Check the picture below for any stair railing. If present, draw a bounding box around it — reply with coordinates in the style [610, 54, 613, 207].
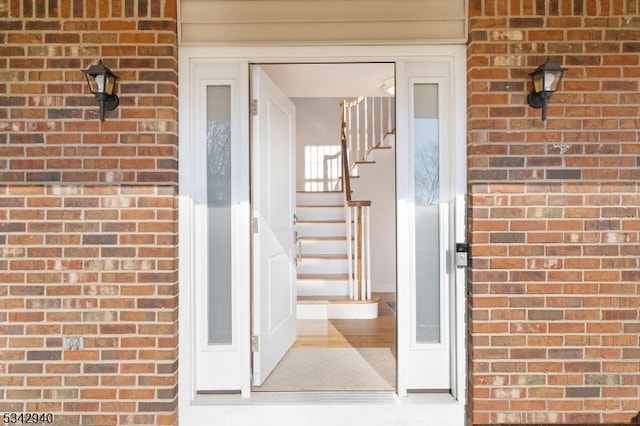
[340, 99, 371, 301]
[343, 96, 395, 173]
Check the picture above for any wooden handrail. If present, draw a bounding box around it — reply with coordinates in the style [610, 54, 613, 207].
[340, 101, 352, 202]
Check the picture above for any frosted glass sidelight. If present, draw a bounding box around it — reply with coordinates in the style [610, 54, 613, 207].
[413, 83, 441, 344]
[206, 86, 232, 345]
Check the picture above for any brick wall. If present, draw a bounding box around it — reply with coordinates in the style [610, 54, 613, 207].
[467, 0, 640, 424]
[0, 1, 178, 425]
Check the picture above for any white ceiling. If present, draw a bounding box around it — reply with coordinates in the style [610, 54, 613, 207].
[260, 63, 395, 98]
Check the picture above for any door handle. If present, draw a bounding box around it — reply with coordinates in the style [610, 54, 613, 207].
[294, 231, 302, 264]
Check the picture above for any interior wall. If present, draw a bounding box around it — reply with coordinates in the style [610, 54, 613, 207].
[349, 138, 397, 293]
[292, 98, 342, 192]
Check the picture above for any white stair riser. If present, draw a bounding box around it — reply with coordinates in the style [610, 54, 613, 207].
[296, 301, 379, 319]
[366, 147, 394, 163]
[297, 259, 348, 274]
[296, 206, 345, 221]
[299, 239, 347, 255]
[328, 302, 378, 319]
[349, 149, 394, 194]
[364, 137, 395, 163]
[296, 192, 343, 206]
[297, 222, 346, 237]
[385, 134, 396, 149]
[297, 303, 328, 319]
[297, 279, 349, 297]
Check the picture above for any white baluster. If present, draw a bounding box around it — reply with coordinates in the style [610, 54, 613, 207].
[371, 97, 376, 150]
[364, 97, 368, 159]
[346, 205, 353, 300]
[365, 206, 371, 301]
[379, 97, 384, 147]
[353, 206, 359, 301]
[356, 101, 360, 164]
[348, 106, 353, 172]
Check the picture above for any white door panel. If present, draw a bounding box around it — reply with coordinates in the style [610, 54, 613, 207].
[251, 65, 297, 386]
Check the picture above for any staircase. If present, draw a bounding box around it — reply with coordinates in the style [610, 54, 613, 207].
[295, 95, 395, 320]
[296, 191, 379, 319]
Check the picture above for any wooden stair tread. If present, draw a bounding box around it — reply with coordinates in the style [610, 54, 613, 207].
[297, 236, 347, 241]
[366, 145, 392, 156]
[297, 219, 345, 224]
[300, 254, 348, 260]
[297, 273, 348, 280]
[296, 190, 342, 194]
[296, 204, 343, 208]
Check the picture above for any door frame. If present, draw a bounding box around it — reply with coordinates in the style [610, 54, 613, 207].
[178, 45, 467, 423]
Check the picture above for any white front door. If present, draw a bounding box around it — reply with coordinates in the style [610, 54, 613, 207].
[250, 65, 297, 386]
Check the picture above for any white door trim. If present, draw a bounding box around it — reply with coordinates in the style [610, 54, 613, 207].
[178, 45, 467, 424]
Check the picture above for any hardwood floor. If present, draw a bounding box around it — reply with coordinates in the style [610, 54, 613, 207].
[293, 292, 396, 357]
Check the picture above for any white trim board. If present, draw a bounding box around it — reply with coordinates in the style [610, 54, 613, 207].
[185, 394, 464, 426]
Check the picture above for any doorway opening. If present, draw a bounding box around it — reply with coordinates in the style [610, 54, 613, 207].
[249, 63, 398, 392]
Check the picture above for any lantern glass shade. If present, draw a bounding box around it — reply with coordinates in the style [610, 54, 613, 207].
[92, 74, 103, 92]
[529, 58, 566, 95]
[83, 60, 119, 95]
[104, 74, 117, 95]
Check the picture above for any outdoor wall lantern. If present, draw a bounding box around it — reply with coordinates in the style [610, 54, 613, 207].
[527, 57, 566, 121]
[82, 59, 119, 122]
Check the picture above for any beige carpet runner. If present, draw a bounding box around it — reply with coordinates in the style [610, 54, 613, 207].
[255, 347, 396, 391]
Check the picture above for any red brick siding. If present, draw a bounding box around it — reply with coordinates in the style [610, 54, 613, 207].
[1, 1, 178, 425]
[468, 0, 640, 424]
